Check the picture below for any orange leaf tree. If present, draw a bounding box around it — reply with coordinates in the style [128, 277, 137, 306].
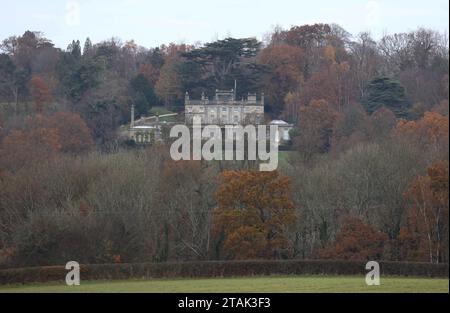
[294, 99, 339, 161]
[400, 160, 449, 263]
[394, 111, 449, 159]
[0, 127, 60, 170]
[259, 44, 305, 115]
[212, 170, 296, 260]
[30, 75, 52, 112]
[317, 217, 387, 260]
[47, 112, 94, 154]
[0, 112, 93, 170]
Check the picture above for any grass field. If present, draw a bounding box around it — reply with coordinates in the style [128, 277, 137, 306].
[149, 106, 175, 116]
[0, 276, 448, 293]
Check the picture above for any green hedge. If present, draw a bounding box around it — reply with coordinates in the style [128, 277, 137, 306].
[0, 260, 448, 285]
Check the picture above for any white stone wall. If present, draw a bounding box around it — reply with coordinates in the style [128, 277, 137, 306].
[185, 104, 263, 125]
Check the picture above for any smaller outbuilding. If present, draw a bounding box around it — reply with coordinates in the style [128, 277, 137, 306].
[269, 120, 294, 144]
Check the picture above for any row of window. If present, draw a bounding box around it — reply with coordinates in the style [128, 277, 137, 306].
[188, 116, 244, 123]
[186, 106, 248, 114]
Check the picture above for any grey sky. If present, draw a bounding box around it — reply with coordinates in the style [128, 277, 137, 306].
[1, 0, 449, 49]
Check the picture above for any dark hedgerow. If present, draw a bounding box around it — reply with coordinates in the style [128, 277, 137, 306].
[0, 260, 447, 285]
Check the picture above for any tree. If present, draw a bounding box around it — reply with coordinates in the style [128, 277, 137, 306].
[0, 112, 93, 170]
[0, 54, 16, 98]
[83, 37, 93, 56]
[0, 53, 29, 112]
[180, 38, 264, 98]
[1, 31, 54, 73]
[155, 55, 184, 107]
[293, 99, 339, 161]
[318, 217, 387, 260]
[369, 107, 397, 140]
[331, 104, 371, 153]
[0, 117, 61, 171]
[361, 77, 412, 118]
[30, 75, 52, 112]
[394, 111, 449, 162]
[67, 40, 81, 60]
[379, 33, 414, 74]
[48, 112, 94, 154]
[138, 63, 159, 85]
[271, 23, 337, 79]
[146, 47, 165, 71]
[130, 73, 157, 115]
[213, 170, 296, 260]
[259, 44, 305, 116]
[379, 29, 448, 108]
[60, 57, 102, 102]
[300, 59, 351, 110]
[333, 141, 422, 253]
[349, 32, 380, 99]
[401, 160, 449, 263]
[77, 71, 129, 146]
[159, 160, 217, 260]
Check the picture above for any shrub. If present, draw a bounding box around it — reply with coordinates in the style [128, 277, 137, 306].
[0, 260, 447, 285]
[317, 217, 388, 260]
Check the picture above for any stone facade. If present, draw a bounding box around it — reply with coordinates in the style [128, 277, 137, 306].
[123, 105, 166, 144]
[185, 89, 264, 125]
[270, 120, 294, 144]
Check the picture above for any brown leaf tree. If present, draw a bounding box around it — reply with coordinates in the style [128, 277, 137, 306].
[400, 160, 449, 263]
[317, 217, 387, 260]
[30, 75, 52, 112]
[213, 170, 296, 260]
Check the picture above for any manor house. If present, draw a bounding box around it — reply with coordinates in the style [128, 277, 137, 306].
[184, 89, 264, 125]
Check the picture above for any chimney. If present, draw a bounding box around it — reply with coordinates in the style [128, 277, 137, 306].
[130, 104, 135, 128]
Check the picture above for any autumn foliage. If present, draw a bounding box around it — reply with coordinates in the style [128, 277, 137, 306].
[213, 170, 296, 260]
[47, 112, 95, 154]
[0, 26, 449, 267]
[318, 217, 387, 260]
[0, 112, 94, 170]
[400, 160, 449, 263]
[30, 75, 52, 112]
[259, 44, 305, 115]
[294, 99, 339, 160]
[301, 49, 351, 110]
[0, 125, 60, 170]
[394, 112, 449, 150]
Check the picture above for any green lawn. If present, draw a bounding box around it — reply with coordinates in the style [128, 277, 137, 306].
[0, 276, 448, 293]
[149, 106, 175, 116]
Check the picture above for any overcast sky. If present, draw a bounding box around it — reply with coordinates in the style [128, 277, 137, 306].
[1, 0, 449, 49]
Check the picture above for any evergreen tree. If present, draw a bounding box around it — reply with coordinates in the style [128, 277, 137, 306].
[131, 73, 157, 115]
[67, 40, 81, 59]
[83, 37, 93, 56]
[362, 77, 412, 118]
[180, 38, 264, 98]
